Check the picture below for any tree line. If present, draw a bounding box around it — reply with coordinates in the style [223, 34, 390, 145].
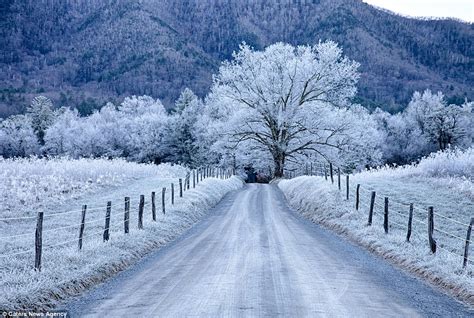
[0, 41, 472, 177]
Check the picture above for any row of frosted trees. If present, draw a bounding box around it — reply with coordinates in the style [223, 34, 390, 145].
[1, 41, 472, 175]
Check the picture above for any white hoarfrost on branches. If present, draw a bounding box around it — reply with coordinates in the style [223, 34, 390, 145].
[0, 115, 39, 157]
[204, 41, 381, 176]
[41, 92, 207, 166]
[43, 96, 170, 163]
[374, 90, 473, 164]
[163, 88, 204, 166]
[26, 96, 55, 145]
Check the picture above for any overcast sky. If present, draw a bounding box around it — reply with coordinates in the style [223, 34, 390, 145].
[363, 0, 473, 22]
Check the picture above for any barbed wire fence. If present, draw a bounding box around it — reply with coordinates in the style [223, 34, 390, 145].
[0, 166, 234, 271]
[288, 161, 473, 270]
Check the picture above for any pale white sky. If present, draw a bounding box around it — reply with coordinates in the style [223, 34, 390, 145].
[363, 0, 474, 22]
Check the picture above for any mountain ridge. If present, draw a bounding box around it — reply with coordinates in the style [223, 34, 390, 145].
[0, 0, 472, 117]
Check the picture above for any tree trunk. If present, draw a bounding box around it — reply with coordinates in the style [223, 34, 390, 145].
[273, 152, 285, 178]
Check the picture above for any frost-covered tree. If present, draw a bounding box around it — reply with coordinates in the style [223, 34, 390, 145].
[43, 108, 80, 156]
[373, 90, 473, 163]
[425, 101, 472, 150]
[43, 96, 170, 162]
[26, 96, 55, 145]
[164, 89, 203, 166]
[207, 42, 360, 177]
[173, 88, 196, 114]
[92, 103, 127, 158]
[405, 90, 473, 151]
[336, 105, 383, 170]
[0, 115, 39, 157]
[118, 96, 169, 163]
[405, 90, 444, 135]
[372, 108, 426, 163]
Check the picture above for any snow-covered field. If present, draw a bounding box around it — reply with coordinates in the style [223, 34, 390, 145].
[279, 149, 474, 305]
[0, 158, 243, 310]
[0, 157, 188, 219]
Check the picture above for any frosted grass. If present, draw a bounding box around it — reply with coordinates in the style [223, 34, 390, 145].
[0, 157, 242, 310]
[279, 151, 474, 305]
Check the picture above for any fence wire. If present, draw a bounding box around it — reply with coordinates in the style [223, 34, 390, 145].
[296, 161, 473, 270]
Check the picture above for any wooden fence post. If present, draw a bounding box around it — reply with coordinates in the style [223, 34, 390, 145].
[103, 201, 111, 241]
[138, 195, 144, 229]
[35, 211, 44, 271]
[346, 175, 349, 200]
[187, 174, 190, 190]
[462, 217, 473, 268]
[179, 178, 183, 197]
[383, 197, 389, 234]
[124, 197, 130, 234]
[310, 162, 313, 176]
[193, 170, 196, 188]
[356, 184, 360, 210]
[330, 163, 334, 184]
[151, 191, 156, 221]
[337, 168, 341, 190]
[171, 183, 175, 205]
[78, 205, 87, 250]
[368, 191, 376, 226]
[428, 207, 436, 253]
[406, 203, 413, 242]
[162, 187, 166, 215]
[324, 164, 328, 180]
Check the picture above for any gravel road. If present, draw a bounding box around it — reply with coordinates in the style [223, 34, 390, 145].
[65, 184, 472, 317]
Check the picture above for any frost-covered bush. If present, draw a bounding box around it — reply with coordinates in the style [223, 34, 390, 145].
[415, 147, 474, 180]
[374, 90, 473, 164]
[358, 147, 474, 181]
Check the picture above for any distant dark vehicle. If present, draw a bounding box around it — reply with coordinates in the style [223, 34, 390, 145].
[256, 173, 270, 184]
[244, 166, 270, 183]
[247, 171, 257, 183]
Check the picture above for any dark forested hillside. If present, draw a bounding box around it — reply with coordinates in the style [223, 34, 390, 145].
[1, 0, 473, 117]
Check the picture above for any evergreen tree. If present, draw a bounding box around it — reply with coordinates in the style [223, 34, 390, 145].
[26, 96, 55, 145]
[164, 89, 202, 166]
